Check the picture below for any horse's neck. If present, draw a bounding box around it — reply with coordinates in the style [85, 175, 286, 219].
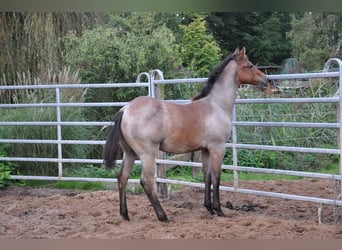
[209, 66, 239, 116]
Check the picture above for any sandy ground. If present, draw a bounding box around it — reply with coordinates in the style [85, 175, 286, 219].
[1, 178, 342, 239]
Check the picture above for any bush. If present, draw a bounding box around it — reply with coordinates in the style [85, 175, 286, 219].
[0, 164, 12, 188]
[0, 142, 15, 188]
[62, 19, 183, 122]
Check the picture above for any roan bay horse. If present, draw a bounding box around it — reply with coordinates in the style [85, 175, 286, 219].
[103, 47, 268, 222]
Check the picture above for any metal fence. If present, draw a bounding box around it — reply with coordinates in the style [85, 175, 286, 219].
[1, 59, 342, 214]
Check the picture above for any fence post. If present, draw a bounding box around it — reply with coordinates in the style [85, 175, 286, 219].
[337, 60, 342, 202]
[55, 87, 63, 179]
[150, 70, 168, 196]
[232, 106, 238, 189]
[152, 69, 164, 99]
[191, 151, 201, 177]
[324, 58, 342, 202]
[136, 72, 151, 96]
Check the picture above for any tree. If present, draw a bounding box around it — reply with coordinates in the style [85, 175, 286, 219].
[62, 26, 133, 84]
[0, 12, 106, 86]
[205, 12, 292, 65]
[62, 13, 182, 122]
[179, 16, 222, 77]
[206, 12, 255, 55]
[242, 12, 292, 65]
[288, 12, 342, 71]
[63, 13, 182, 83]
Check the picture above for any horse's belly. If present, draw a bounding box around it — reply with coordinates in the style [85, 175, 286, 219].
[159, 136, 203, 154]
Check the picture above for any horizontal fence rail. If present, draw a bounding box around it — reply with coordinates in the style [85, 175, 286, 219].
[1, 59, 342, 220]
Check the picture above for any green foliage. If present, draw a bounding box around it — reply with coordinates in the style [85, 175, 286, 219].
[44, 164, 142, 190]
[63, 13, 182, 82]
[221, 171, 302, 181]
[166, 166, 193, 180]
[1, 12, 340, 88]
[53, 181, 105, 191]
[0, 164, 12, 188]
[63, 27, 131, 83]
[0, 13, 106, 87]
[63, 164, 141, 179]
[206, 12, 292, 65]
[179, 16, 222, 77]
[63, 165, 116, 178]
[62, 13, 182, 124]
[223, 148, 337, 172]
[242, 12, 292, 65]
[288, 12, 342, 71]
[0, 143, 14, 188]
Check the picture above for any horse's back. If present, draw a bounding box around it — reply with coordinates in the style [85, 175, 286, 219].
[123, 96, 163, 117]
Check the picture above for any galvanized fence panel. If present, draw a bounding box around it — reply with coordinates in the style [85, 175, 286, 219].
[1, 59, 342, 212]
[0, 80, 149, 181]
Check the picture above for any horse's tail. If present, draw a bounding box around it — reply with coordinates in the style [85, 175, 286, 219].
[103, 110, 124, 170]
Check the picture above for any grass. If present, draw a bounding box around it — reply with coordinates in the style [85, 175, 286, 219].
[221, 171, 302, 182]
[53, 181, 106, 191]
[165, 166, 304, 184]
[315, 163, 340, 175]
[20, 179, 110, 191]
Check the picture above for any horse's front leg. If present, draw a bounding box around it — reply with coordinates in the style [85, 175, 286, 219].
[208, 146, 225, 217]
[201, 150, 215, 214]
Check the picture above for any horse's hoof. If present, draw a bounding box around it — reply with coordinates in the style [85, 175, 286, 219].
[215, 209, 225, 217]
[120, 212, 130, 221]
[205, 205, 216, 215]
[158, 216, 169, 223]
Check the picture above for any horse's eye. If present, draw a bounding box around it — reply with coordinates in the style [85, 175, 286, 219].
[248, 64, 254, 69]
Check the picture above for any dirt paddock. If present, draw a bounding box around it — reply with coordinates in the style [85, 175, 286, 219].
[1, 178, 342, 239]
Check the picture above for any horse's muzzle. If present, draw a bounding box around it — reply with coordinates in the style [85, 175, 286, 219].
[257, 78, 276, 94]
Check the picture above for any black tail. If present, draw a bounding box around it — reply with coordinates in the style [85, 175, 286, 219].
[103, 110, 124, 170]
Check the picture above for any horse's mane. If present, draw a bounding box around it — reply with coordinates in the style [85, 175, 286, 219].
[192, 53, 237, 101]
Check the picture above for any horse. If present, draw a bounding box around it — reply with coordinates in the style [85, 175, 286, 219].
[103, 47, 268, 222]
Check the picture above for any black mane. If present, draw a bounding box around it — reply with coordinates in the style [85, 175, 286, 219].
[192, 53, 237, 101]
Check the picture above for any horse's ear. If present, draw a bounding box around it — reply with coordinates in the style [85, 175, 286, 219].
[233, 48, 239, 55]
[239, 47, 246, 57]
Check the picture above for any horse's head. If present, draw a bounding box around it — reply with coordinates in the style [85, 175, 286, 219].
[233, 47, 268, 89]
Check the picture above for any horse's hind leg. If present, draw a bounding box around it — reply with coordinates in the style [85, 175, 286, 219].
[118, 152, 135, 221]
[140, 154, 169, 222]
